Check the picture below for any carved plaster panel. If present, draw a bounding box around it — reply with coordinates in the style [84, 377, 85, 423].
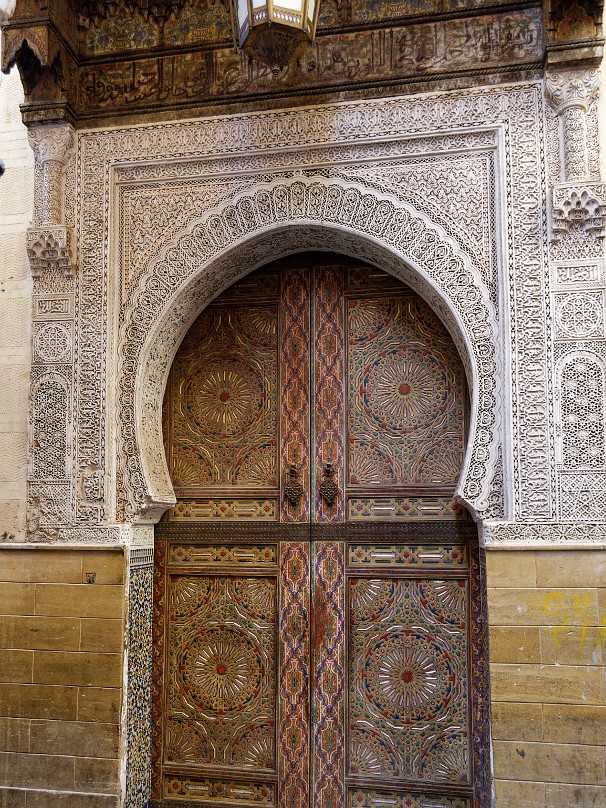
[70, 83, 560, 535]
[118, 178, 499, 523]
[483, 521, 606, 547]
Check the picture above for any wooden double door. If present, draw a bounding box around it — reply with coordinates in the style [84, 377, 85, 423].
[152, 256, 488, 808]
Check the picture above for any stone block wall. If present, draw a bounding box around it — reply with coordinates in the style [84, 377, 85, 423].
[487, 548, 606, 807]
[0, 547, 126, 807]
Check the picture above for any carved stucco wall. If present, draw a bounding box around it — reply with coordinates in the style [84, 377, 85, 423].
[0, 60, 33, 540]
[21, 79, 604, 549]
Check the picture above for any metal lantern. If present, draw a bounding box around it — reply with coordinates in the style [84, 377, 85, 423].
[231, 0, 320, 74]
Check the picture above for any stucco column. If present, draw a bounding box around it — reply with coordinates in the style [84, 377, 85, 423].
[26, 124, 76, 275]
[546, 68, 606, 240]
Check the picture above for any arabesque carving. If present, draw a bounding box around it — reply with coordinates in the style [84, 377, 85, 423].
[546, 68, 606, 241]
[70, 84, 559, 530]
[552, 183, 606, 240]
[26, 125, 76, 276]
[119, 177, 500, 523]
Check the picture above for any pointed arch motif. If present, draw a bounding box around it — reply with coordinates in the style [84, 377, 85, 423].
[117, 176, 501, 521]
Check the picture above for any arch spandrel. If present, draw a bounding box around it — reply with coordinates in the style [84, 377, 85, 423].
[117, 176, 501, 523]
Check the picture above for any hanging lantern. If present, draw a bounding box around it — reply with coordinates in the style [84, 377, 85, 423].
[230, 0, 320, 74]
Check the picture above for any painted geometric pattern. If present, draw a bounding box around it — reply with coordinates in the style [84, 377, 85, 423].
[169, 498, 277, 520]
[347, 295, 466, 488]
[166, 575, 277, 772]
[279, 543, 311, 808]
[164, 774, 276, 804]
[281, 270, 311, 521]
[170, 303, 278, 490]
[348, 497, 468, 521]
[151, 542, 166, 800]
[348, 544, 468, 567]
[168, 544, 277, 566]
[125, 565, 153, 808]
[348, 789, 471, 808]
[469, 542, 490, 807]
[314, 266, 345, 522]
[348, 577, 470, 785]
[312, 542, 345, 807]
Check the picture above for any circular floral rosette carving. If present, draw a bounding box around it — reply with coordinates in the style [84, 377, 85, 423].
[362, 347, 452, 436]
[360, 628, 460, 724]
[169, 576, 212, 618]
[229, 720, 275, 769]
[179, 624, 264, 717]
[348, 298, 396, 342]
[419, 728, 470, 783]
[183, 358, 265, 440]
[165, 718, 211, 764]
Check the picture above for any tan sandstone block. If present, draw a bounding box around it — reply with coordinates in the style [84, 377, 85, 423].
[30, 719, 119, 759]
[0, 787, 26, 807]
[0, 650, 32, 683]
[489, 626, 541, 663]
[491, 702, 543, 742]
[80, 550, 124, 586]
[545, 783, 606, 807]
[487, 589, 598, 627]
[0, 550, 82, 584]
[80, 619, 124, 653]
[540, 627, 604, 666]
[494, 779, 545, 808]
[33, 652, 122, 688]
[77, 688, 122, 725]
[25, 791, 119, 808]
[486, 551, 537, 588]
[0, 751, 75, 790]
[536, 551, 606, 589]
[0, 683, 77, 720]
[494, 740, 605, 785]
[543, 705, 606, 746]
[0, 718, 29, 752]
[35, 585, 124, 619]
[0, 615, 80, 651]
[490, 664, 603, 705]
[0, 584, 35, 616]
[74, 757, 120, 795]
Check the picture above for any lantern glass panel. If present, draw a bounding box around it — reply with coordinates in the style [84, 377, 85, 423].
[237, 0, 248, 30]
[276, 0, 304, 11]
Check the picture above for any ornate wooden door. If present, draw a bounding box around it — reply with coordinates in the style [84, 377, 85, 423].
[152, 256, 489, 808]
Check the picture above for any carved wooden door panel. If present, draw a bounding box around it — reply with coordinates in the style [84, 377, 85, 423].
[152, 256, 488, 808]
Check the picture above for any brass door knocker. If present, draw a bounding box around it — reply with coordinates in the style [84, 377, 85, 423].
[319, 462, 339, 507]
[284, 464, 303, 506]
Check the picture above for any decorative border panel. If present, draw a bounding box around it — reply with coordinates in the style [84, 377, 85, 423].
[278, 542, 311, 808]
[314, 265, 345, 523]
[312, 541, 345, 806]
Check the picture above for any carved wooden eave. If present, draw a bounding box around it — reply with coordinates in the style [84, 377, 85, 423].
[547, 0, 605, 66]
[1, 16, 78, 125]
[2, 0, 547, 127]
